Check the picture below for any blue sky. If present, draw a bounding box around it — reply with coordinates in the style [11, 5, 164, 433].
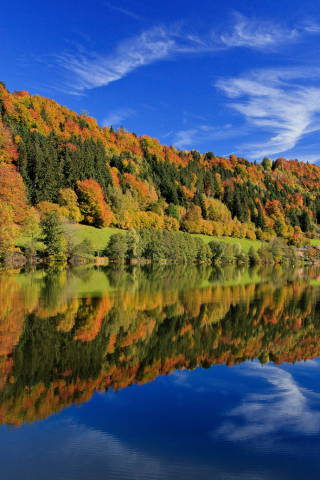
[2, 0, 320, 162]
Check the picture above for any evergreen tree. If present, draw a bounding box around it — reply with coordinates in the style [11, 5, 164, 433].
[194, 192, 207, 219]
[40, 211, 66, 261]
[223, 185, 234, 213]
[256, 202, 264, 229]
[177, 186, 188, 208]
[301, 210, 312, 232]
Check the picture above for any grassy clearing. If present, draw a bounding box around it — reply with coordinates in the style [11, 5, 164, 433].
[192, 234, 262, 253]
[67, 224, 123, 252]
[17, 224, 124, 254]
[311, 239, 320, 246]
[17, 224, 263, 254]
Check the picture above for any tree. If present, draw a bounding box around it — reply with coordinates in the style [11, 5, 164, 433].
[301, 210, 312, 232]
[21, 207, 41, 255]
[256, 202, 264, 229]
[165, 203, 179, 220]
[273, 217, 287, 237]
[233, 242, 242, 258]
[126, 227, 139, 260]
[248, 246, 260, 264]
[222, 243, 234, 263]
[40, 210, 67, 261]
[261, 157, 272, 171]
[104, 233, 127, 262]
[77, 179, 112, 227]
[58, 188, 82, 223]
[0, 202, 19, 259]
[194, 192, 207, 219]
[223, 185, 234, 212]
[208, 240, 226, 262]
[0, 164, 28, 224]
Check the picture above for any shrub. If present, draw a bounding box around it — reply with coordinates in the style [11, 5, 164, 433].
[248, 246, 260, 264]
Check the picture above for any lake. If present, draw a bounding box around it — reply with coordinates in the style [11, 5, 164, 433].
[0, 264, 320, 479]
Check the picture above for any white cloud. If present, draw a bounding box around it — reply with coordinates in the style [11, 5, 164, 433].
[220, 13, 300, 49]
[56, 25, 209, 92]
[103, 2, 142, 21]
[213, 363, 320, 442]
[173, 124, 245, 150]
[216, 69, 320, 158]
[2, 417, 273, 480]
[296, 154, 320, 163]
[55, 16, 320, 93]
[102, 107, 136, 127]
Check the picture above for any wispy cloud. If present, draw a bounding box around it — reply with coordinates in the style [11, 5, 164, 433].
[220, 13, 300, 50]
[173, 124, 245, 150]
[54, 15, 320, 93]
[103, 2, 142, 21]
[213, 363, 320, 442]
[216, 68, 320, 158]
[102, 107, 136, 126]
[56, 26, 204, 91]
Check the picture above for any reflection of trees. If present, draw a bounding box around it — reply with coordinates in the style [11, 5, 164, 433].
[1, 264, 320, 426]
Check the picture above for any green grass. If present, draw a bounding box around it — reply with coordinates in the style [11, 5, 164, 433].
[17, 224, 124, 254]
[192, 234, 262, 253]
[311, 239, 320, 246]
[17, 224, 263, 254]
[67, 224, 123, 252]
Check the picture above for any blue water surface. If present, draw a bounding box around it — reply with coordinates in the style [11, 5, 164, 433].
[1, 360, 319, 480]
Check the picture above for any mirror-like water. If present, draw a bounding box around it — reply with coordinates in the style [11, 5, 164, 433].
[0, 264, 320, 479]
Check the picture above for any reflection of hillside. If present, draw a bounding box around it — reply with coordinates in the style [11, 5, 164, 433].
[1, 264, 320, 426]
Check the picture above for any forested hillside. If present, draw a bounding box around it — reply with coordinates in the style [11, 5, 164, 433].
[1, 81, 320, 256]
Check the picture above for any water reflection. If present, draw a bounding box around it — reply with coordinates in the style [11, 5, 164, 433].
[1, 264, 320, 427]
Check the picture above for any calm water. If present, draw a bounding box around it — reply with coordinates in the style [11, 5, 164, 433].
[0, 264, 320, 479]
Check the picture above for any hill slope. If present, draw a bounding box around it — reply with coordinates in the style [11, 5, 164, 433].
[0, 81, 319, 247]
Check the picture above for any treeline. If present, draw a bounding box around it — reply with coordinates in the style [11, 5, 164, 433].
[1, 82, 320, 257]
[105, 229, 320, 265]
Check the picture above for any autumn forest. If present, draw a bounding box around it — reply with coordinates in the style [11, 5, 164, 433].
[1, 82, 320, 264]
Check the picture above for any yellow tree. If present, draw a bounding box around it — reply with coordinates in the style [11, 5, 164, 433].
[0, 202, 19, 259]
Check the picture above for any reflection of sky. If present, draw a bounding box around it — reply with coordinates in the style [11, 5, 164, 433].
[1, 361, 320, 479]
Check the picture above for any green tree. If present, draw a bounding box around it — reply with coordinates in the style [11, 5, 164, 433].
[166, 203, 179, 220]
[248, 246, 260, 264]
[21, 207, 41, 256]
[40, 210, 67, 261]
[233, 242, 242, 258]
[256, 202, 264, 229]
[104, 233, 127, 262]
[261, 157, 272, 171]
[301, 210, 312, 232]
[222, 243, 234, 263]
[127, 227, 139, 260]
[208, 240, 226, 262]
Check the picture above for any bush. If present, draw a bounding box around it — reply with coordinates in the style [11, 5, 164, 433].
[248, 246, 260, 264]
[233, 243, 242, 258]
[246, 229, 256, 240]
